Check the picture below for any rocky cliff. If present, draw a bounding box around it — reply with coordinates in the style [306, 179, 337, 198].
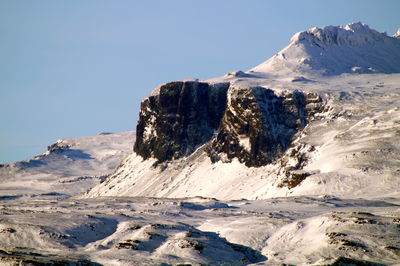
[86, 23, 400, 201]
[134, 81, 325, 167]
[134, 81, 229, 164]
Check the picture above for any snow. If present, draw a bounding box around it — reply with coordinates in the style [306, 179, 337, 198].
[0, 131, 135, 197]
[249, 22, 400, 76]
[239, 136, 251, 151]
[84, 73, 400, 201]
[0, 195, 398, 265]
[394, 29, 400, 38]
[1, 23, 400, 265]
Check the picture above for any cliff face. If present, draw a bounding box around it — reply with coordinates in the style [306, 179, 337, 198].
[86, 23, 400, 201]
[134, 81, 325, 167]
[134, 81, 229, 164]
[208, 87, 320, 167]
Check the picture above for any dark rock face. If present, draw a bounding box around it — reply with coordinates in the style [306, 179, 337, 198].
[134, 81, 229, 163]
[207, 87, 310, 167]
[48, 142, 71, 153]
[134, 81, 324, 167]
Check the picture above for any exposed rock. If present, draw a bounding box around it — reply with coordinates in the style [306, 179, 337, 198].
[0, 249, 101, 265]
[208, 87, 314, 167]
[134, 81, 325, 167]
[177, 239, 204, 251]
[225, 70, 253, 78]
[115, 239, 140, 250]
[134, 81, 229, 164]
[329, 256, 385, 266]
[47, 141, 71, 153]
[279, 171, 311, 189]
[277, 142, 316, 188]
[0, 228, 16, 233]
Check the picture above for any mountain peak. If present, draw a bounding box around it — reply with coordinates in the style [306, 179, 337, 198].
[251, 23, 400, 76]
[394, 28, 400, 38]
[290, 22, 383, 47]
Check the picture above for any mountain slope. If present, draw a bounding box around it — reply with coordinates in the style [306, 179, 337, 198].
[85, 74, 400, 200]
[0, 131, 135, 197]
[85, 23, 400, 200]
[250, 22, 400, 76]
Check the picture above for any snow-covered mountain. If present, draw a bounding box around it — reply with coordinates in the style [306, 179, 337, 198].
[84, 23, 400, 201]
[0, 131, 135, 197]
[250, 22, 400, 76]
[1, 23, 400, 265]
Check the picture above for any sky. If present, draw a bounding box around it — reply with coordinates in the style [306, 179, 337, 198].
[0, 0, 399, 163]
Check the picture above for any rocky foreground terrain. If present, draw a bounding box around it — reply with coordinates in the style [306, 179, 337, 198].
[0, 23, 399, 265]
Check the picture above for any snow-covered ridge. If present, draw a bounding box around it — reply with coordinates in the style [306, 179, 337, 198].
[394, 28, 400, 38]
[291, 22, 386, 47]
[250, 22, 400, 75]
[0, 131, 135, 197]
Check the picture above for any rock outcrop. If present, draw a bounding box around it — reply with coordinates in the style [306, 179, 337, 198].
[208, 87, 319, 167]
[134, 81, 325, 167]
[134, 81, 229, 164]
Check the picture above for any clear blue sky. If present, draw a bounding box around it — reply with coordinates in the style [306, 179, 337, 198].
[1, 0, 399, 163]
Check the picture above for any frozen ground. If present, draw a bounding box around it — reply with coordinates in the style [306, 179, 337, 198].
[0, 195, 399, 265]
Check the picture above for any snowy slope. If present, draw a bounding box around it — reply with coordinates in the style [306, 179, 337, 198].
[0, 131, 135, 197]
[0, 195, 399, 265]
[250, 22, 400, 76]
[85, 73, 400, 200]
[82, 23, 400, 201]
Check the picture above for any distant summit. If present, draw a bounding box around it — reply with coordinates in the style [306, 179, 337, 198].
[250, 22, 400, 75]
[394, 28, 400, 38]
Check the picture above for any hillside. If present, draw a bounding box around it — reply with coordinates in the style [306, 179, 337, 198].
[85, 23, 400, 200]
[0, 131, 134, 197]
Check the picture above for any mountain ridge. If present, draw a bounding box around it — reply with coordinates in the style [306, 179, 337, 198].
[250, 22, 400, 76]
